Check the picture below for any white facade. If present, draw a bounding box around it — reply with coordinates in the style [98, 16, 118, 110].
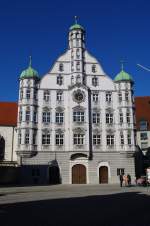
[16, 23, 136, 184]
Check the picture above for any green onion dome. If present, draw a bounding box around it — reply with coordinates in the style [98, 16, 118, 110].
[20, 57, 39, 79]
[69, 23, 85, 31]
[114, 69, 133, 82]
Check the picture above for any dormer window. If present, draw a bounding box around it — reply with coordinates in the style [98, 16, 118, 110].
[57, 75, 63, 85]
[59, 63, 64, 72]
[92, 64, 96, 73]
[92, 76, 98, 86]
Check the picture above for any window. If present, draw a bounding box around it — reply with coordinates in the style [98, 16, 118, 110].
[59, 63, 64, 72]
[92, 64, 96, 73]
[92, 76, 98, 86]
[73, 134, 84, 145]
[126, 110, 130, 123]
[56, 134, 64, 146]
[93, 93, 99, 102]
[76, 39, 79, 47]
[25, 132, 29, 145]
[141, 142, 148, 149]
[125, 91, 129, 101]
[42, 132, 50, 145]
[106, 92, 112, 102]
[120, 133, 124, 145]
[139, 120, 148, 131]
[93, 134, 101, 145]
[76, 49, 80, 59]
[107, 135, 114, 146]
[76, 61, 80, 71]
[106, 113, 113, 124]
[26, 110, 30, 122]
[33, 111, 37, 123]
[19, 109, 22, 122]
[56, 91, 63, 101]
[93, 113, 100, 124]
[117, 168, 125, 176]
[118, 92, 122, 102]
[42, 111, 50, 123]
[20, 89, 23, 100]
[76, 74, 81, 84]
[33, 131, 37, 145]
[34, 89, 37, 100]
[119, 111, 123, 124]
[71, 76, 74, 84]
[73, 111, 85, 122]
[56, 112, 64, 124]
[140, 132, 148, 140]
[18, 132, 21, 145]
[26, 89, 30, 99]
[127, 133, 131, 145]
[43, 90, 50, 102]
[57, 75, 63, 85]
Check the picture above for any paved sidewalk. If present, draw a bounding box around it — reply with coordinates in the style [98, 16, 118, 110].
[0, 184, 150, 226]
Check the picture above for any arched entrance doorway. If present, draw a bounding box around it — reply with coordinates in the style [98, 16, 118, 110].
[99, 166, 108, 184]
[49, 165, 60, 185]
[72, 164, 86, 184]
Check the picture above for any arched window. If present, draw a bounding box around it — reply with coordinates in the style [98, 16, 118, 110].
[0, 137, 5, 160]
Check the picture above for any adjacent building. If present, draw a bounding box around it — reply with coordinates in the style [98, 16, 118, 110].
[135, 96, 150, 152]
[0, 102, 18, 183]
[16, 22, 136, 184]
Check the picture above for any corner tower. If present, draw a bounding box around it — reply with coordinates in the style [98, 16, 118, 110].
[69, 17, 86, 85]
[17, 57, 40, 161]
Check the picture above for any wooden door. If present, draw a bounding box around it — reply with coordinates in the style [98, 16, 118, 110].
[99, 166, 108, 184]
[72, 164, 86, 184]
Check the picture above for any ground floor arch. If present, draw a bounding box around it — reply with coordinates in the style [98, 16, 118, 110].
[99, 166, 108, 184]
[72, 164, 86, 184]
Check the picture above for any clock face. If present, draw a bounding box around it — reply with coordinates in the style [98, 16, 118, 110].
[73, 90, 85, 103]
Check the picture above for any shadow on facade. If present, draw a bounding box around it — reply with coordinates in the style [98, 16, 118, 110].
[19, 162, 61, 185]
[0, 192, 150, 226]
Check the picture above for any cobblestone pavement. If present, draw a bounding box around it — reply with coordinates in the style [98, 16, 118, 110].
[0, 184, 150, 226]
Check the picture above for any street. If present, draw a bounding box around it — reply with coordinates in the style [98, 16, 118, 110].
[0, 184, 150, 226]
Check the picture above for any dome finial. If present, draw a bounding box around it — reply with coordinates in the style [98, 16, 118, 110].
[74, 16, 78, 24]
[29, 55, 32, 67]
[120, 60, 125, 71]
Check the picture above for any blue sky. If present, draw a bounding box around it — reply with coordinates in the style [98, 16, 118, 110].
[0, 0, 150, 101]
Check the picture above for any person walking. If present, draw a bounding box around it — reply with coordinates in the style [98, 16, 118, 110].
[119, 174, 123, 187]
[127, 174, 131, 186]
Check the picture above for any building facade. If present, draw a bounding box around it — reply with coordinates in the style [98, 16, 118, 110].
[16, 22, 136, 184]
[135, 96, 150, 153]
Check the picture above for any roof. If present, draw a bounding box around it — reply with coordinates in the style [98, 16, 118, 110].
[114, 69, 133, 82]
[0, 102, 18, 127]
[20, 57, 39, 79]
[135, 96, 150, 130]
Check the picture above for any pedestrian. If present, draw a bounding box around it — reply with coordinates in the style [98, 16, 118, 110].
[123, 174, 128, 186]
[119, 174, 123, 187]
[127, 174, 131, 186]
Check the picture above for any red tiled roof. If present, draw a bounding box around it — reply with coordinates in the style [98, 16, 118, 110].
[0, 102, 18, 126]
[135, 96, 150, 130]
